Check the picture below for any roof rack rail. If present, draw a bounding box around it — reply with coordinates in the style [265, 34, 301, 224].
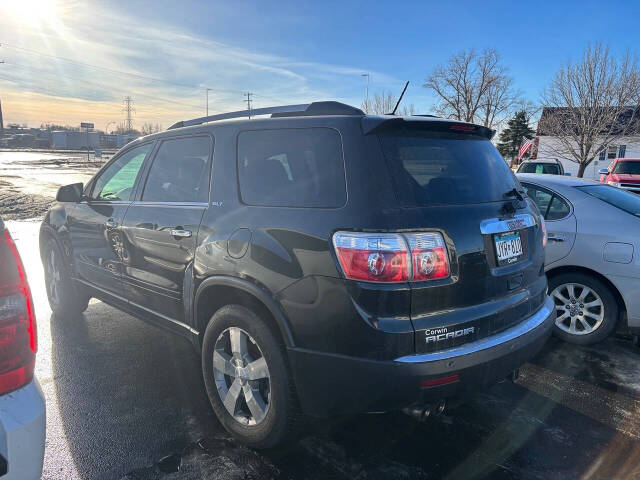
[168, 101, 364, 130]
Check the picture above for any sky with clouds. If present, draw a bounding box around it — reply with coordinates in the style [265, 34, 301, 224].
[1, 0, 639, 130]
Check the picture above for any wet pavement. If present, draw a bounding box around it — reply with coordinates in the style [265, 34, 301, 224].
[0, 151, 104, 219]
[6, 219, 640, 480]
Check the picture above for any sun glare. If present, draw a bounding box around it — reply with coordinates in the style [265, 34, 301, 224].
[2, 0, 62, 30]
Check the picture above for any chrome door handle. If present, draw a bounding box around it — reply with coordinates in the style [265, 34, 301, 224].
[171, 229, 192, 238]
[548, 235, 564, 242]
[105, 219, 118, 228]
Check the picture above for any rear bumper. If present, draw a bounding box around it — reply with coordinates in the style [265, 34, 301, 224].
[288, 296, 555, 417]
[605, 274, 640, 329]
[0, 380, 46, 480]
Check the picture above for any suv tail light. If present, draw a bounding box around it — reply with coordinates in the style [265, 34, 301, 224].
[332, 231, 450, 283]
[0, 230, 36, 395]
[406, 233, 450, 281]
[540, 216, 547, 247]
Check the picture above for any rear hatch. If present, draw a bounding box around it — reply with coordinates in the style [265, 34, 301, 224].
[375, 121, 547, 354]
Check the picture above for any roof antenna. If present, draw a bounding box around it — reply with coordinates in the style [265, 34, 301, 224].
[390, 81, 409, 115]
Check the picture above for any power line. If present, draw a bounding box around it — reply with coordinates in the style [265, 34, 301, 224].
[0, 48, 307, 126]
[0, 65, 216, 112]
[252, 92, 293, 104]
[0, 42, 248, 96]
[0, 43, 300, 109]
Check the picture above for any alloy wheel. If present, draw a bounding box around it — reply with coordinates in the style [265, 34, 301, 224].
[46, 248, 62, 306]
[213, 327, 271, 426]
[551, 282, 604, 335]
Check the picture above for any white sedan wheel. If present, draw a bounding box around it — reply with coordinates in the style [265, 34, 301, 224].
[551, 282, 605, 335]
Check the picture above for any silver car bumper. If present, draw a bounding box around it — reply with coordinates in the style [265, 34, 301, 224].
[0, 380, 46, 480]
[606, 274, 640, 328]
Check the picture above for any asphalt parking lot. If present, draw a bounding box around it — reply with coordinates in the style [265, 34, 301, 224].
[8, 219, 640, 480]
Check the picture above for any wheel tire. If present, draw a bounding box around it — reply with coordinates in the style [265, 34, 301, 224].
[201, 304, 301, 448]
[549, 272, 619, 345]
[43, 238, 89, 315]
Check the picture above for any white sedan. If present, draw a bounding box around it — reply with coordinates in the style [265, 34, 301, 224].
[0, 218, 46, 479]
[517, 173, 640, 345]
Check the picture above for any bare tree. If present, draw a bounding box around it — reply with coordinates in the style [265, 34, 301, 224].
[361, 90, 416, 116]
[140, 122, 163, 135]
[540, 43, 640, 177]
[115, 123, 139, 135]
[424, 48, 521, 129]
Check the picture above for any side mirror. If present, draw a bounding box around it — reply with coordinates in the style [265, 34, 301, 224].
[56, 183, 84, 202]
[598, 168, 609, 175]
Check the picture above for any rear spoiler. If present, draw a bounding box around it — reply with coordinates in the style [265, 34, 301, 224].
[361, 116, 495, 139]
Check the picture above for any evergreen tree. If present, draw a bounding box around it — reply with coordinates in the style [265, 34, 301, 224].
[497, 111, 535, 161]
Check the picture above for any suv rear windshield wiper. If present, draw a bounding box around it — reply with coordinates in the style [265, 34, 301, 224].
[504, 188, 525, 201]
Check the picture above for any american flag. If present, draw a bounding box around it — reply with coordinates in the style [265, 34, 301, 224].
[518, 138, 533, 160]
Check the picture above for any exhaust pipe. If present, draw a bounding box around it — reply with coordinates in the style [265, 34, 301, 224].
[402, 400, 446, 422]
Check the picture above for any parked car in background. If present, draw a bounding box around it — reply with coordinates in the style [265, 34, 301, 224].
[0, 217, 45, 479]
[599, 158, 640, 194]
[516, 159, 565, 175]
[40, 101, 554, 448]
[517, 173, 640, 345]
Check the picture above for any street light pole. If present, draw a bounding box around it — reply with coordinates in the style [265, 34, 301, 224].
[361, 73, 370, 110]
[206, 88, 212, 116]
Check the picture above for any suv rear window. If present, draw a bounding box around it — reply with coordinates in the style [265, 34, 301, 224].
[517, 162, 561, 175]
[378, 130, 518, 205]
[238, 128, 346, 208]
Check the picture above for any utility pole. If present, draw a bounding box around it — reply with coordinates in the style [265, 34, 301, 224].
[206, 88, 212, 117]
[122, 96, 135, 133]
[244, 92, 253, 119]
[361, 73, 370, 112]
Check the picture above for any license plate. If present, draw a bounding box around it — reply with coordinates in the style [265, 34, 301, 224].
[494, 231, 523, 265]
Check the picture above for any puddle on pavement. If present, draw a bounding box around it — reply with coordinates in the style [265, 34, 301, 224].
[122, 436, 280, 480]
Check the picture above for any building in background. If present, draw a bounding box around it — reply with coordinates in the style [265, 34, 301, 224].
[535, 107, 640, 180]
[51, 130, 100, 149]
[0, 126, 137, 150]
[100, 133, 138, 148]
[1, 125, 52, 148]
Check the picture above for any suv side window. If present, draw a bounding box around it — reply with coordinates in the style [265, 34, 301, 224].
[523, 183, 570, 220]
[141, 136, 213, 203]
[237, 128, 346, 208]
[91, 143, 151, 201]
